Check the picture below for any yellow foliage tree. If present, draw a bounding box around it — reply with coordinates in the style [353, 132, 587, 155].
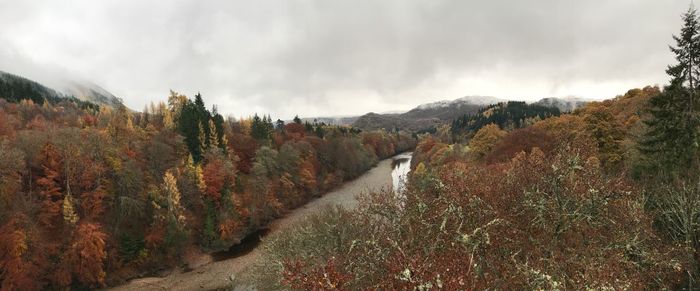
[62, 193, 79, 225]
[468, 124, 507, 160]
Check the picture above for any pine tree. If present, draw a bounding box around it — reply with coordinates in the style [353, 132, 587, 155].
[640, 6, 700, 178]
[251, 114, 270, 140]
[211, 109, 227, 153]
[194, 93, 212, 148]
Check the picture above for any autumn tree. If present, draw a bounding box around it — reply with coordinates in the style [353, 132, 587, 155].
[0, 214, 43, 291]
[581, 103, 625, 171]
[58, 223, 108, 288]
[468, 123, 507, 160]
[152, 171, 188, 254]
[0, 140, 25, 217]
[36, 142, 64, 227]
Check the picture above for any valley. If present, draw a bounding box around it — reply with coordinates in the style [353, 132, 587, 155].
[110, 154, 408, 291]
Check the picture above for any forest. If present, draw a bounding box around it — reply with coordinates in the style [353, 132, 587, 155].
[0, 88, 415, 289]
[450, 101, 561, 139]
[3, 4, 700, 291]
[240, 8, 700, 290]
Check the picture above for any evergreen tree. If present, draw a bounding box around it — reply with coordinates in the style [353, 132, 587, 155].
[194, 93, 212, 148]
[177, 101, 204, 162]
[293, 115, 302, 124]
[640, 6, 700, 178]
[276, 119, 285, 131]
[251, 114, 271, 140]
[211, 109, 227, 153]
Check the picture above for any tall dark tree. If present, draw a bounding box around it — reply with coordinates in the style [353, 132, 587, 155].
[640, 6, 700, 178]
[275, 119, 285, 131]
[194, 93, 212, 148]
[251, 114, 271, 141]
[211, 106, 227, 154]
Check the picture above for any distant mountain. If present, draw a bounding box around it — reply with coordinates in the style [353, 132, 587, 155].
[533, 97, 588, 112]
[353, 96, 504, 131]
[451, 101, 561, 136]
[57, 81, 123, 108]
[298, 116, 360, 126]
[0, 71, 62, 105]
[0, 70, 122, 108]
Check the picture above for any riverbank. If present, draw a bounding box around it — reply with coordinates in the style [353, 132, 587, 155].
[108, 157, 395, 291]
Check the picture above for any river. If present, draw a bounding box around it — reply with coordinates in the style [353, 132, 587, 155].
[391, 152, 412, 193]
[109, 153, 412, 291]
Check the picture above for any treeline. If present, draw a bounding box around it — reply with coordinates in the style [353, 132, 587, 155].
[248, 85, 665, 289]
[0, 91, 415, 289]
[450, 101, 560, 139]
[243, 7, 700, 289]
[0, 71, 100, 112]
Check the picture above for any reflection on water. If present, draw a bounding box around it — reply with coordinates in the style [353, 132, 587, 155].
[392, 152, 413, 193]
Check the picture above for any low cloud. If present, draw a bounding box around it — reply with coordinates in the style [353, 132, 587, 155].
[0, 0, 686, 118]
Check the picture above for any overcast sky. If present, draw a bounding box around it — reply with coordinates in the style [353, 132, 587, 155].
[0, 0, 691, 119]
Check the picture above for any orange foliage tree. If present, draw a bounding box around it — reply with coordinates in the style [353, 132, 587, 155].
[36, 142, 64, 228]
[0, 215, 42, 291]
[58, 223, 108, 288]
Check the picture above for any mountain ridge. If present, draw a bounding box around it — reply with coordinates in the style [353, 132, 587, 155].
[0, 70, 123, 109]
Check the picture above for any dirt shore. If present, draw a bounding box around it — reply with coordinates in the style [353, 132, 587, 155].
[108, 158, 394, 291]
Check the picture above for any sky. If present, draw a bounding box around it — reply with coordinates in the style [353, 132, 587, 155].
[0, 0, 691, 119]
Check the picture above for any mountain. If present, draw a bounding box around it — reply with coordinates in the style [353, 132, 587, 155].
[533, 97, 588, 112]
[297, 116, 360, 126]
[57, 81, 123, 108]
[451, 101, 561, 136]
[0, 70, 122, 108]
[353, 96, 504, 131]
[0, 71, 63, 104]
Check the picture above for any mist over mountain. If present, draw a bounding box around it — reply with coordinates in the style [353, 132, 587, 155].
[533, 96, 589, 112]
[352, 95, 590, 131]
[0, 70, 122, 108]
[56, 81, 124, 108]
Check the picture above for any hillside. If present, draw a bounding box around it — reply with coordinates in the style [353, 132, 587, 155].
[451, 101, 561, 136]
[353, 96, 503, 131]
[352, 95, 578, 132]
[58, 80, 124, 108]
[0, 71, 63, 104]
[533, 96, 588, 112]
[0, 70, 122, 109]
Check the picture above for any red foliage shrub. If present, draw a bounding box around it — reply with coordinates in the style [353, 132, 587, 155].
[282, 257, 352, 291]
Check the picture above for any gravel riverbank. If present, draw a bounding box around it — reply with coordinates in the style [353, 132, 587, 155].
[108, 158, 394, 291]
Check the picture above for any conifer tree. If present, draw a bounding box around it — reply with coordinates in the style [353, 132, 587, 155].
[640, 6, 700, 178]
[198, 121, 207, 152]
[251, 114, 270, 140]
[208, 119, 220, 149]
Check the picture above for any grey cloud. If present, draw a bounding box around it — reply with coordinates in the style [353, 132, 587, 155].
[0, 0, 689, 119]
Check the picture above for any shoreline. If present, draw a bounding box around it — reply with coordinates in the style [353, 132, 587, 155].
[107, 157, 396, 291]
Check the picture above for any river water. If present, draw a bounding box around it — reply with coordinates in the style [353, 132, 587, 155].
[391, 152, 412, 193]
[112, 157, 398, 291]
